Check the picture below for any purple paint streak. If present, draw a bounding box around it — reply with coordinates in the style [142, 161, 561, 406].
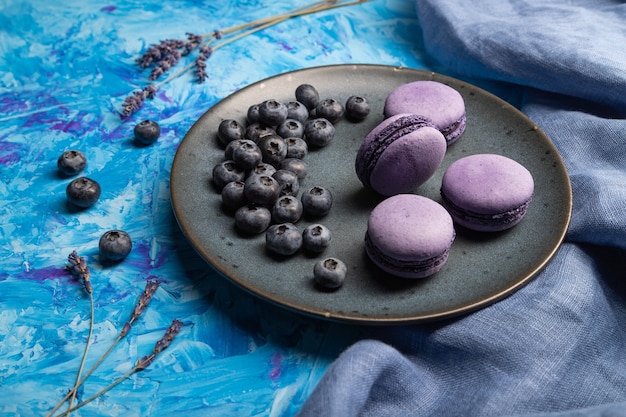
[269, 352, 283, 380]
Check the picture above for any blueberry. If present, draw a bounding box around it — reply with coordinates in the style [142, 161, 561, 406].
[345, 96, 370, 121]
[57, 150, 87, 176]
[212, 160, 246, 190]
[287, 101, 310, 123]
[272, 169, 300, 196]
[244, 174, 281, 206]
[224, 139, 248, 160]
[314, 257, 347, 289]
[247, 104, 261, 124]
[285, 137, 308, 159]
[315, 98, 345, 123]
[279, 158, 308, 180]
[245, 123, 276, 143]
[272, 195, 303, 224]
[249, 162, 277, 178]
[217, 119, 246, 146]
[66, 177, 101, 208]
[232, 139, 263, 171]
[304, 118, 335, 147]
[277, 119, 304, 139]
[133, 120, 161, 145]
[221, 181, 247, 211]
[266, 223, 303, 256]
[302, 186, 333, 217]
[257, 135, 287, 166]
[99, 230, 132, 262]
[235, 204, 272, 235]
[295, 84, 320, 110]
[258, 99, 288, 126]
[302, 224, 332, 253]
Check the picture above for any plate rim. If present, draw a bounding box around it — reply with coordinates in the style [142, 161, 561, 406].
[170, 63, 573, 325]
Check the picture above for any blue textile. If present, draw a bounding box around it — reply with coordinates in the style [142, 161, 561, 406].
[297, 1, 626, 416]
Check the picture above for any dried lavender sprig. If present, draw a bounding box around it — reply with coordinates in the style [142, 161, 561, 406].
[61, 251, 95, 417]
[47, 280, 160, 417]
[53, 319, 185, 417]
[197, 1, 328, 39]
[121, 0, 369, 116]
[154, 14, 294, 90]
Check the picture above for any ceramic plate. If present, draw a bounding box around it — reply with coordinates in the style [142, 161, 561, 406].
[170, 64, 572, 324]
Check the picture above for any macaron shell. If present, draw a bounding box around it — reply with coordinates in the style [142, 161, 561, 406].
[365, 195, 455, 278]
[441, 154, 534, 231]
[384, 81, 466, 144]
[368, 126, 446, 196]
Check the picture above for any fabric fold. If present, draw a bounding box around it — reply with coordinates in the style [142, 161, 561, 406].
[415, 0, 626, 113]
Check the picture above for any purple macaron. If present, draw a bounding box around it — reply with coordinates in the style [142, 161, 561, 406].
[384, 81, 466, 145]
[355, 113, 447, 196]
[365, 194, 455, 279]
[440, 154, 534, 232]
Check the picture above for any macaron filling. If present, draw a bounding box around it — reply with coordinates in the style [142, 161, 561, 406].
[365, 231, 453, 277]
[440, 113, 467, 145]
[440, 191, 531, 230]
[355, 114, 436, 189]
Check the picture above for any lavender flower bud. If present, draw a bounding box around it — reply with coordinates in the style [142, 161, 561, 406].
[149, 66, 164, 81]
[135, 355, 153, 370]
[66, 250, 92, 294]
[195, 46, 213, 83]
[134, 319, 183, 371]
[144, 85, 157, 99]
[120, 322, 132, 337]
[153, 319, 183, 355]
[121, 86, 158, 117]
[183, 33, 203, 55]
[131, 279, 160, 321]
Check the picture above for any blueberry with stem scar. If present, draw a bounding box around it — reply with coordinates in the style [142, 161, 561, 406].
[302, 186, 333, 217]
[314, 257, 347, 289]
[134, 120, 161, 145]
[304, 118, 335, 147]
[66, 177, 101, 208]
[345, 96, 370, 121]
[212, 160, 245, 190]
[315, 98, 344, 123]
[99, 230, 132, 262]
[217, 119, 246, 146]
[258, 99, 288, 126]
[271, 195, 303, 224]
[302, 224, 332, 253]
[234, 204, 272, 235]
[57, 150, 87, 176]
[244, 174, 280, 207]
[266, 223, 302, 256]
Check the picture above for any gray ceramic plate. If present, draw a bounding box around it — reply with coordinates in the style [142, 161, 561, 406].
[171, 64, 572, 324]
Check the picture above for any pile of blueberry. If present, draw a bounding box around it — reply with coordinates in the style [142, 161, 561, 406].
[57, 120, 161, 262]
[211, 84, 370, 290]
